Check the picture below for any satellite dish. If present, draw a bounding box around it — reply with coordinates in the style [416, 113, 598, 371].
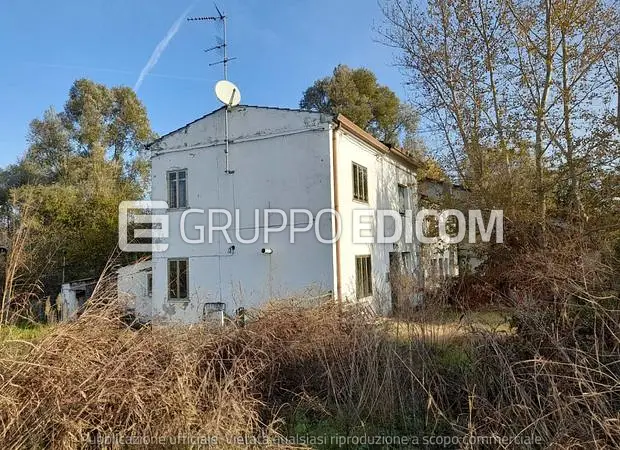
[214, 80, 241, 107]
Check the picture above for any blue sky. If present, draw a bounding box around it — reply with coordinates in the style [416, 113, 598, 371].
[0, 0, 410, 168]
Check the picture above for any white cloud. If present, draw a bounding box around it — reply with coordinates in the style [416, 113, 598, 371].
[134, 3, 195, 92]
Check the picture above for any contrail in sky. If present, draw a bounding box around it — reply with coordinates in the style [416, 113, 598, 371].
[134, 3, 195, 92]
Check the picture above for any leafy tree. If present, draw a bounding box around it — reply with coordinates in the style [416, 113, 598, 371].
[65, 80, 151, 165]
[0, 78, 153, 300]
[397, 135, 447, 182]
[300, 65, 418, 145]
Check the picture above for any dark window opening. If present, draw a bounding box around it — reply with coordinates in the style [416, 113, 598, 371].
[352, 162, 368, 202]
[168, 259, 189, 300]
[168, 170, 187, 209]
[355, 255, 372, 299]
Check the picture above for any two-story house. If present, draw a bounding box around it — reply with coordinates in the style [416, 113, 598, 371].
[119, 105, 422, 323]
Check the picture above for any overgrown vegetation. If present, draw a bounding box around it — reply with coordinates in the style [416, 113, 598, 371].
[0, 79, 153, 323]
[0, 228, 617, 449]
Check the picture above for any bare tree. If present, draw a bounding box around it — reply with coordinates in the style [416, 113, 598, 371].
[379, 0, 519, 208]
[380, 0, 618, 225]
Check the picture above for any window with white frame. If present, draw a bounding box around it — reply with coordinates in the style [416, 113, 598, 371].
[355, 255, 372, 299]
[352, 162, 368, 202]
[167, 170, 187, 209]
[168, 259, 188, 301]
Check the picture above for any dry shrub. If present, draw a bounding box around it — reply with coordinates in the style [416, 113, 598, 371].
[446, 230, 620, 448]
[463, 304, 620, 448]
[0, 283, 274, 449]
[0, 286, 394, 449]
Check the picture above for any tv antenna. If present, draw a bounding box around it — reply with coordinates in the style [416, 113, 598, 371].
[187, 4, 236, 80]
[189, 4, 240, 175]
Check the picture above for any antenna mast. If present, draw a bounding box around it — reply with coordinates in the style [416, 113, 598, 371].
[188, 4, 239, 176]
[187, 4, 236, 80]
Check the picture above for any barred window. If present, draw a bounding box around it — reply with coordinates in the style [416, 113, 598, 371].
[355, 255, 372, 299]
[352, 162, 368, 202]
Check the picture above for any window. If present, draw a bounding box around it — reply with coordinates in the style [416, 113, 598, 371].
[146, 272, 153, 297]
[167, 170, 187, 209]
[402, 252, 412, 272]
[446, 215, 459, 238]
[168, 259, 188, 301]
[352, 163, 368, 202]
[355, 255, 372, 299]
[398, 184, 408, 215]
[424, 215, 439, 238]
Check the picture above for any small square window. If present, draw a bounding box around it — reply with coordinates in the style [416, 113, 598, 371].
[352, 163, 368, 202]
[355, 255, 372, 299]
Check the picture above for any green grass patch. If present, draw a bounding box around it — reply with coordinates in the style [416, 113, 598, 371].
[0, 323, 52, 342]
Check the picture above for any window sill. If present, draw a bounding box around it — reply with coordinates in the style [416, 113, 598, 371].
[352, 198, 370, 205]
[168, 299, 190, 304]
[167, 207, 190, 212]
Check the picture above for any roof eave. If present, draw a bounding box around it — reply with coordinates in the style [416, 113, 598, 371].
[333, 114, 421, 171]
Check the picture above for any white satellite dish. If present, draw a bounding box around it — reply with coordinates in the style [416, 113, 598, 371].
[214, 80, 241, 107]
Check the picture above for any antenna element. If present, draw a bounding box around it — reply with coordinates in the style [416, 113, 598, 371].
[187, 4, 235, 80]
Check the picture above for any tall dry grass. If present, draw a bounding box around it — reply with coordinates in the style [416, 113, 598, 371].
[0, 231, 617, 449]
[0, 281, 386, 449]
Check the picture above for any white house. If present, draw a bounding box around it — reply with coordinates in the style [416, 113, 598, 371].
[127, 105, 422, 323]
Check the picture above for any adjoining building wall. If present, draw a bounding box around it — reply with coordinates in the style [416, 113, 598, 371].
[117, 260, 152, 320]
[418, 178, 484, 286]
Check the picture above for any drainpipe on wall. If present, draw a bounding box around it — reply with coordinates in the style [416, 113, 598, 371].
[331, 122, 342, 303]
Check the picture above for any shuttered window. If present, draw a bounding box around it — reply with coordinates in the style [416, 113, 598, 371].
[398, 184, 408, 215]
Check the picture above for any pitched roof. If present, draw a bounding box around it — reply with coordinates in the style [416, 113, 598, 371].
[147, 105, 422, 170]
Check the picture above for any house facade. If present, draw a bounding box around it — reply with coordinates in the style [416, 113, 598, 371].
[125, 106, 422, 323]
